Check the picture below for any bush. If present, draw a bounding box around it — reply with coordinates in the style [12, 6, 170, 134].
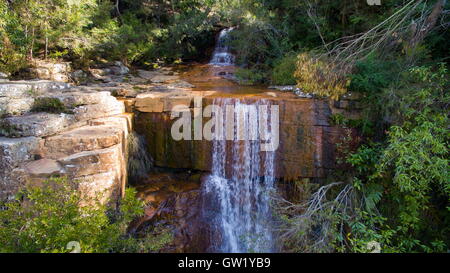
[235, 68, 266, 85]
[271, 53, 297, 85]
[0, 2, 27, 74]
[0, 177, 172, 253]
[295, 52, 348, 100]
[31, 98, 70, 114]
[348, 55, 396, 95]
[348, 65, 449, 252]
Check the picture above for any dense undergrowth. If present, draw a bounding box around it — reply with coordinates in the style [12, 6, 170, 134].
[0, 177, 171, 253]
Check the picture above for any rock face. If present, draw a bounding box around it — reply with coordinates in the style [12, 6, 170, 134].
[0, 72, 9, 80]
[29, 61, 71, 82]
[131, 172, 209, 253]
[329, 92, 364, 120]
[0, 137, 40, 201]
[0, 66, 195, 203]
[0, 81, 71, 115]
[134, 95, 343, 180]
[0, 80, 131, 203]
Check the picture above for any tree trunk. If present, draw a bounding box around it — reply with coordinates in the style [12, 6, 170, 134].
[115, 0, 121, 17]
[29, 27, 35, 60]
[45, 36, 48, 60]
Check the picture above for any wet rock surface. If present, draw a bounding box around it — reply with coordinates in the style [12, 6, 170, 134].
[134, 95, 343, 180]
[131, 171, 209, 253]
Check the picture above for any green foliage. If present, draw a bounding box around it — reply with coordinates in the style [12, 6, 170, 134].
[0, 1, 27, 73]
[31, 97, 70, 114]
[235, 68, 266, 85]
[280, 64, 449, 253]
[349, 55, 397, 95]
[329, 114, 374, 137]
[295, 52, 349, 100]
[329, 113, 347, 126]
[345, 210, 397, 253]
[271, 53, 297, 85]
[90, 14, 156, 65]
[0, 177, 172, 253]
[375, 66, 449, 251]
[343, 65, 449, 252]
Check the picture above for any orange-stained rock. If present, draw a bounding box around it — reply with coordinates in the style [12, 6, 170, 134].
[135, 97, 338, 180]
[135, 93, 165, 112]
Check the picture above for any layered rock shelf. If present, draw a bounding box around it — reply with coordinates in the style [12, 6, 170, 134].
[133, 94, 346, 180]
[0, 80, 131, 203]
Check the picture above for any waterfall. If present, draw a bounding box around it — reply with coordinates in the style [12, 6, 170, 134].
[202, 98, 277, 253]
[210, 28, 235, 66]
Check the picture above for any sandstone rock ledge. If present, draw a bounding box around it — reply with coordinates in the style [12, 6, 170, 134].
[0, 80, 131, 204]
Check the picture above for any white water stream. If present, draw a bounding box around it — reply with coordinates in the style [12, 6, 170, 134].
[202, 98, 277, 253]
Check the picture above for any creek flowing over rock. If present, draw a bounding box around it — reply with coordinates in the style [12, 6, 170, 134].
[210, 28, 235, 66]
[202, 98, 277, 253]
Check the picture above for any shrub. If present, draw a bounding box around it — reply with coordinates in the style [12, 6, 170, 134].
[295, 52, 349, 100]
[0, 177, 172, 253]
[271, 53, 297, 85]
[235, 68, 265, 85]
[348, 55, 396, 95]
[31, 98, 69, 114]
[350, 65, 449, 252]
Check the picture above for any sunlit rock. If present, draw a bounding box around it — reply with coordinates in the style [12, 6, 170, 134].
[0, 137, 40, 200]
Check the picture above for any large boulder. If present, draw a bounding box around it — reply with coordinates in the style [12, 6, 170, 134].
[0, 119, 130, 203]
[135, 91, 194, 113]
[45, 91, 113, 107]
[110, 61, 130, 75]
[0, 74, 131, 204]
[58, 145, 123, 177]
[72, 96, 125, 122]
[29, 61, 71, 82]
[0, 81, 71, 98]
[24, 159, 63, 177]
[0, 91, 125, 138]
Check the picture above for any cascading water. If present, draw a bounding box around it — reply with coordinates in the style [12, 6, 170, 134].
[210, 28, 235, 66]
[202, 98, 277, 253]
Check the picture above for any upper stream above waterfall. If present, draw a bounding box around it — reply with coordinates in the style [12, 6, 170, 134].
[176, 27, 273, 95]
